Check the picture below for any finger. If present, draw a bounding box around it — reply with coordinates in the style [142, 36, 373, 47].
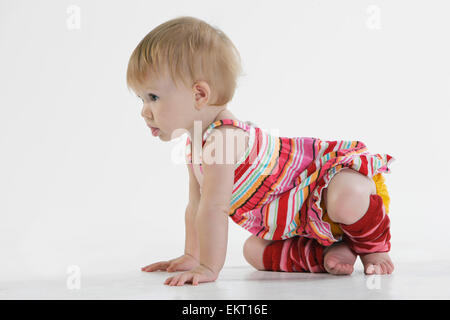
[164, 276, 173, 285]
[175, 274, 185, 286]
[158, 262, 171, 271]
[154, 262, 171, 271]
[177, 273, 191, 286]
[193, 274, 199, 286]
[169, 275, 180, 286]
[142, 262, 162, 270]
[142, 262, 169, 272]
[141, 264, 154, 271]
[142, 265, 156, 272]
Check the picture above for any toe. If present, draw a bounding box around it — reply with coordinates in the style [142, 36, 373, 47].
[388, 261, 395, 273]
[374, 264, 382, 274]
[333, 263, 343, 273]
[387, 262, 394, 274]
[365, 264, 375, 275]
[336, 265, 345, 274]
[335, 263, 353, 275]
[380, 263, 387, 274]
[342, 264, 353, 275]
[324, 258, 338, 273]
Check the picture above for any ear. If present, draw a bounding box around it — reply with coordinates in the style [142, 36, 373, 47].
[193, 81, 211, 109]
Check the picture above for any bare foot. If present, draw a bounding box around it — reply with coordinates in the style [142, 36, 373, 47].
[359, 252, 394, 275]
[323, 241, 357, 275]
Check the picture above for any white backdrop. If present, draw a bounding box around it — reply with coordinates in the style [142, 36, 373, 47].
[1, 0, 449, 283]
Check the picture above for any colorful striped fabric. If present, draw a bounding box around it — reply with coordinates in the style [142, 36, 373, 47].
[185, 119, 395, 247]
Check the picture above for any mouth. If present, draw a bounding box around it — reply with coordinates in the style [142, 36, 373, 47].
[148, 125, 161, 137]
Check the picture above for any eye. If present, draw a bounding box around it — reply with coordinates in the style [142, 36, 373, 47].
[148, 94, 159, 102]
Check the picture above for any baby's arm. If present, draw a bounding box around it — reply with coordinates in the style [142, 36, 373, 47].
[184, 161, 202, 260]
[141, 161, 201, 273]
[164, 130, 235, 286]
[196, 155, 233, 274]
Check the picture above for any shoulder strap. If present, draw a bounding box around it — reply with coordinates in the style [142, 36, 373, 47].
[185, 119, 254, 164]
[201, 119, 252, 147]
[185, 135, 192, 165]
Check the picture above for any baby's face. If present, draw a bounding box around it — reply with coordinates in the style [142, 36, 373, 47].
[134, 69, 196, 141]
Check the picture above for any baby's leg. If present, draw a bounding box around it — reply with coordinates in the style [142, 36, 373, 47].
[243, 236, 273, 271]
[243, 235, 333, 273]
[325, 168, 394, 275]
[341, 194, 394, 274]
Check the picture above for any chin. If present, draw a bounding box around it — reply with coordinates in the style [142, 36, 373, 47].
[159, 134, 169, 141]
[167, 129, 186, 141]
[158, 131, 174, 142]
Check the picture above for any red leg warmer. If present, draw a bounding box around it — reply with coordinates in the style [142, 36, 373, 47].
[262, 237, 326, 273]
[339, 194, 391, 254]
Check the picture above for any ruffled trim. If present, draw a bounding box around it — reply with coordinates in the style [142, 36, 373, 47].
[305, 153, 395, 247]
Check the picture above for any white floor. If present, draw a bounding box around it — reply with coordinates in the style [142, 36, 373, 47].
[2, 256, 450, 300]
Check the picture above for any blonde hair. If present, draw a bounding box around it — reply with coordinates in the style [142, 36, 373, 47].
[126, 16, 244, 106]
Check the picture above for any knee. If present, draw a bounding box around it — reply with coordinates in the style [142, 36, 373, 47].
[243, 236, 269, 271]
[326, 185, 372, 225]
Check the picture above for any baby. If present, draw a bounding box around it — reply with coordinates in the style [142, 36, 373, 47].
[127, 16, 395, 286]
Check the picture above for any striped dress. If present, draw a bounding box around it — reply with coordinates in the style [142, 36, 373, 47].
[185, 119, 395, 247]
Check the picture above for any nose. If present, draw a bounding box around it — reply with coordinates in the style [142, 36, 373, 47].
[140, 103, 153, 120]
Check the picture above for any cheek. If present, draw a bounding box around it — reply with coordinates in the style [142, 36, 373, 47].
[160, 103, 181, 122]
[161, 108, 174, 124]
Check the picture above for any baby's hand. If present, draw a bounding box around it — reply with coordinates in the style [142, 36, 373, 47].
[164, 265, 218, 286]
[141, 254, 199, 273]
